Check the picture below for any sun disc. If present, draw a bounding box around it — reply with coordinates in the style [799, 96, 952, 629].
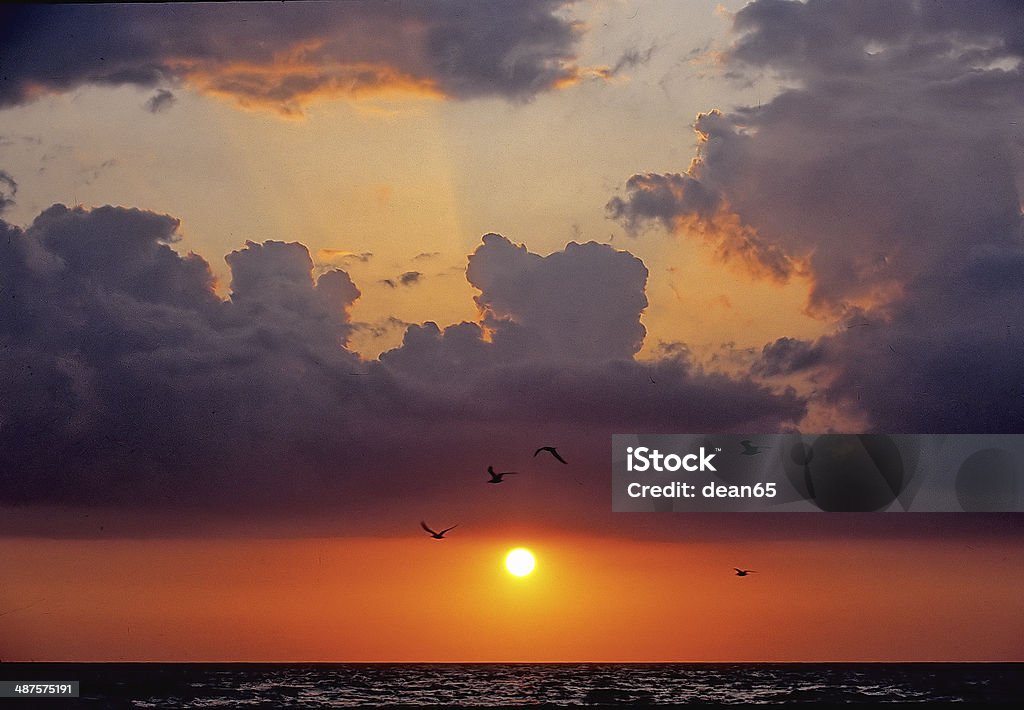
[505, 548, 535, 577]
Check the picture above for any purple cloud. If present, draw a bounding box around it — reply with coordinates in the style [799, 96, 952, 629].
[608, 0, 1024, 432]
[0, 207, 804, 529]
[0, 2, 595, 114]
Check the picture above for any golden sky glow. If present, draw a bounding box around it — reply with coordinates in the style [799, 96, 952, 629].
[0, 1, 796, 362]
[2, 535, 1021, 662]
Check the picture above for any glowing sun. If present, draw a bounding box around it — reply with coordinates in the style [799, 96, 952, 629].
[505, 548, 536, 577]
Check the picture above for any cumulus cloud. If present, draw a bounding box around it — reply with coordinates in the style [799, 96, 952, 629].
[608, 0, 1024, 432]
[0, 207, 804, 528]
[144, 88, 176, 113]
[0, 205, 369, 508]
[467, 233, 650, 361]
[607, 172, 720, 229]
[0, 1, 595, 114]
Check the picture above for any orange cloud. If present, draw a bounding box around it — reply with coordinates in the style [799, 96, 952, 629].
[1, 3, 594, 114]
[175, 58, 444, 116]
[670, 202, 802, 284]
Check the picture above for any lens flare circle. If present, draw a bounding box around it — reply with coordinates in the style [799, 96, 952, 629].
[505, 548, 536, 577]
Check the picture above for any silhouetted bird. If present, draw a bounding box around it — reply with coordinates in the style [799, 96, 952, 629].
[534, 446, 568, 464]
[420, 521, 457, 539]
[487, 466, 518, 483]
[734, 568, 757, 576]
[740, 440, 770, 455]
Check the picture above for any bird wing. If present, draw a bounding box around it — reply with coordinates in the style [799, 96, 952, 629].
[440, 524, 458, 535]
[421, 521, 438, 535]
[734, 568, 744, 573]
[535, 446, 568, 464]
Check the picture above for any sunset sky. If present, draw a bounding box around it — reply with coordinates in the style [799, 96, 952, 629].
[1, 0, 1023, 662]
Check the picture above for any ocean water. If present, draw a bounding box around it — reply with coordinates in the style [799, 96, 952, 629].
[1, 663, 1021, 707]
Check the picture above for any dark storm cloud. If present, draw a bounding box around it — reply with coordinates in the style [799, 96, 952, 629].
[0, 1, 591, 114]
[0, 205, 365, 509]
[0, 171, 15, 212]
[753, 337, 827, 377]
[144, 89, 176, 114]
[608, 0, 1024, 432]
[0, 207, 804, 525]
[379, 271, 423, 288]
[605, 165, 795, 281]
[816, 268, 1024, 432]
[352, 316, 412, 340]
[729, 0, 1024, 77]
[466, 233, 649, 361]
[607, 172, 721, 229]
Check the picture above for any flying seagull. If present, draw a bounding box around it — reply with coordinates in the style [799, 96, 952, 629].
[487, 466, 518, 483]
[734, 568, 757, 576]
[740, 440, 770, 455]
[534, 446, 568, 464]
[420, 521, 457, 539]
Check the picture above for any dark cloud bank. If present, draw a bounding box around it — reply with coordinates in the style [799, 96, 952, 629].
[0, 1, 591, 113]
[0, 205, 804, 534]
[609, 0, 1024, 433]
[3, 0, 1021, 540]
